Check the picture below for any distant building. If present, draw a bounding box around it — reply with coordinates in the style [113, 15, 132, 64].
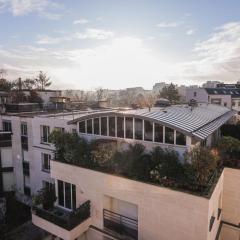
[186, 87, 240, 112]
[202, 81, 222, 88]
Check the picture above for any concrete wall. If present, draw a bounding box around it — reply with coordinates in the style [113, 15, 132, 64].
[186, 88, 209, 103]
[222, 168, 240, 225]
[51, 161, 223, 240]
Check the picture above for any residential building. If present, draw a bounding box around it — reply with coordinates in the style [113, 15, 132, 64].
[186, 87, 240, 112]
[0, 103, 238, 240]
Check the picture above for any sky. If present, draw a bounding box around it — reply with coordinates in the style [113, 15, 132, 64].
[0, 0, 240, 90]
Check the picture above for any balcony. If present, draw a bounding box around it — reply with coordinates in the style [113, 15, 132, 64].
[32, 200, 91, 240]
[0, 132, 12, 147]
[103, 209, 138, 239]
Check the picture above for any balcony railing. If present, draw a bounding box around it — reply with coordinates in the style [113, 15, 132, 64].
[0, 132, 12, 147]
[32, 200, 91, 231]
[103, 209, 138, 239]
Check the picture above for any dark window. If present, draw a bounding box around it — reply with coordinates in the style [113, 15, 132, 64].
[176, 131, 186, 145]
[194, 91, 197, 97]
[72, 185, 76, 210]
[58, 180, 64, 206]
[87, 119, 93, 134]
[41, 125, 50, 143]
[125, 117, 133, 139]
[101, 117, 107, 136]
[135, 118, 143, 140]
[109, 117, 116, 137]
[165, 127, 174, 144]
[94, 118, 100, 135]
[23, 161, 30, 176]
[24, 186, 31, 196]
[79, 121, 86, 133]
[42, 153, 51, 172]
[144, 120, 153, 141]
[3, 121, 12, 132]
[65, 182, 71, 209]
[154, 123, 163, 143]
[117, 117, 124, 138]
[55, 127, 65, 133]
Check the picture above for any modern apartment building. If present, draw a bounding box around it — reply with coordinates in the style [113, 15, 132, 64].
[0, 103, 239, 240]
[186, 87, 240, 112]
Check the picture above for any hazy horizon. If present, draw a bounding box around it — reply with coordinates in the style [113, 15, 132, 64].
[1, 0, 240, 90]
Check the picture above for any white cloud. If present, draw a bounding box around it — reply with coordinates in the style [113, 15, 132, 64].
[186, 28, 196, 36]
[0, 0, 61, 19]
[179, 22, 240, 82]
[73, 18, 89, 25]
[156, 21, 183, 28]
[36, 35, 72, 44]
[76, 28, 114, 40]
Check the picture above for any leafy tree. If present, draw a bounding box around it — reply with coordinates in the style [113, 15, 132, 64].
[22, 78, 36, 90]
[35, 71, 51, 90]
[217, 136, 240, 167]
[28, 90, 43, 103]
[159, 83, 180, 104]
[0, 78, 12, 91]
[221, 124, 240, 140]
[184, 146, 219, 186]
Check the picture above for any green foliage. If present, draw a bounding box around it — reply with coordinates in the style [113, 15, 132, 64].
[35, 71, 51, 90]
[184, 146, 219, 186]
[32, 187, 56, 210]
[0, 78, 12, 91]
[217, 136, 240, 167]
[221, 124, 240, 140]
[159, 83, 180, 104]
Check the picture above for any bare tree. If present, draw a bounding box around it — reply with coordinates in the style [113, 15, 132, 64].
[22, 78, 36, 90]
[35, 71, 51, 90]
[0, 68, 7, 79]
[95, 87, 108, 101]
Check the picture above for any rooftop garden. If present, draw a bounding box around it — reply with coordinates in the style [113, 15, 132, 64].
[49, 130, 240, 198]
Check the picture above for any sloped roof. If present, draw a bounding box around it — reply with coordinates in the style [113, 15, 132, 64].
[68, 104, 234, 140]
[205, 88, 240, 98]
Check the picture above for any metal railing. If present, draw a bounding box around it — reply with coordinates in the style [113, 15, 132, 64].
[32, 200, 91, 231]
[103, 209, 138, 239]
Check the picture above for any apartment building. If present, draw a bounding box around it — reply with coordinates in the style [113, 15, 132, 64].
[186, 87, 240, 112]
[0, 103, 238, 240]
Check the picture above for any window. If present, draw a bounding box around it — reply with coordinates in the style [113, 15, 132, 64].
[57, 180, 76, 210]
[154, 123, 163, 143]
[176, 131, 186, 145]
[165, 127, 174, 144]
[101, 117, 107, 136]
[21, 122, 28, 136]
[109, 116, 116, 137]
[41, 125, 50, 143]
[224, 102, 227, 107]
[135, 118, 143, 140]
[79, 121, 86, 133]
[125, 117, 133, 139]
[23, 161, 30, 176]
[94, 118, 100, 135]
[24, 186, 31, 196]
[232, 101, 236, 106]
[21, 122, 28, 150]
[117, 117, 124, 138]
[194, 91, 197, 97]
[87, 119, 93, 134]
[43, 181, 54, 192]
[2, 121, 12, 132]
[42, 153, 51, 172]
[144, 120, 153, 141]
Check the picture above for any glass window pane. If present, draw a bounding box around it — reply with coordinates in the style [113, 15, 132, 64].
[72, 185, 76, 210]
[65, 182, 71, 209]
[165, 127, 174, 144]
[79, 121, 86, 133]
[125, 117, 133, 139]
[176, 131, 186, 145]
[117, 117, 124, 138]
[154, 123, 163, 143]
[58, 180, 64, 207]
[144, 120, 153, 141]
[135, 118, 143, 140]
[87, 119, 93, 134]
[94, 118, 100, 135]
[109, 117, 116, 137]
[101, 117, 107, 136]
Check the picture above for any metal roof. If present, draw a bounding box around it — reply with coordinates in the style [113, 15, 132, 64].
[205, 88, 240, 98]
[68, 104, 234, 140]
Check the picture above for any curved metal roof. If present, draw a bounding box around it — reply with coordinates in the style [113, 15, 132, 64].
[68, 104, 233, 140]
